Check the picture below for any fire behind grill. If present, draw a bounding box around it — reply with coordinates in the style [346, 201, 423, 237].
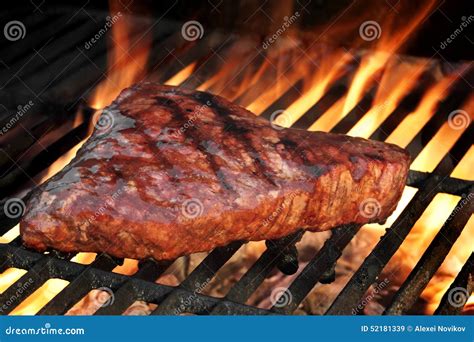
[0, 6, 473, 315]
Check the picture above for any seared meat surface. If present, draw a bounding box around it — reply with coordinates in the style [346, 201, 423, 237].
[21, 83, 410, 260]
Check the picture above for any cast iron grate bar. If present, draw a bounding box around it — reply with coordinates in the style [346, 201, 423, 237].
[434, 253, 473, 315]
[259, 80, 304, 120]
[151, 241, 243, 315]
[0, 257, 53, 315]
[210, 230, 304, 314]
[178, 36, 239, 90]
[330, 87, 375, 134]
[271, 224, 362, 314]
[0, 243, 270, 315]
[0, 22, 472, 315]
[0, 120, 91, 200]
[384, 185, 474, 314]
[95, 259, 173, 315]
[326, 126, 473, 315]
[368, 82, 429, 141]
[405, 86, 471, 159]
[1, 15, 65, 64]
[37, 253, 121, 315]
[290, 83, 347, 130]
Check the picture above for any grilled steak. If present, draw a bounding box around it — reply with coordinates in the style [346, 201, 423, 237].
[20, 83, 410, 260]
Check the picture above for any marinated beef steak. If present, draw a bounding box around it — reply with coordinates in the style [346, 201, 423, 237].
[20, 83, 410, 260]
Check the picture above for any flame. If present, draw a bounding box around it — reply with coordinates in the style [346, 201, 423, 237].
[246, 47, 323, 115]
[347, 59, 428, 138]
[2, 0, 472, 316]
[165, 62, 197, 86]
[380, 94, 473, 313]
[386, 68, 471, 147]
[274, 51, 352, 127]
[417, 201, 474, 314]
[0, 268, 27, 294]
[411, 96, 473, 172]
[9, 279, 70, 315]
[340, 0, 437, 117]
[452, 146, 474, 180]
[89, 2, 151, 109]
[113, 259, 139, 275]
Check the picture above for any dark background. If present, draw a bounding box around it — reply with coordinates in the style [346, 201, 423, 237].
[2, 0, 472, 61]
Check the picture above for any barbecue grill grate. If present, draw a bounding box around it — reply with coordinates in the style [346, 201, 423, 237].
[0, 7, 473, 316]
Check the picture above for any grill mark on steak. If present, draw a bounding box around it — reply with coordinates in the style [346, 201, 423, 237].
[192, 92, 278, 187]
[155, 95, 235, 193]
[130, 102, 179, 184]
[20, 83, 411, 261]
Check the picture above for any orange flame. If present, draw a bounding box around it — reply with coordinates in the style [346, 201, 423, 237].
[89, 2, 151, 109]
[341, 0, 437, 116]
[348, 59, 429, 138]
[1, 0, 472, 316]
